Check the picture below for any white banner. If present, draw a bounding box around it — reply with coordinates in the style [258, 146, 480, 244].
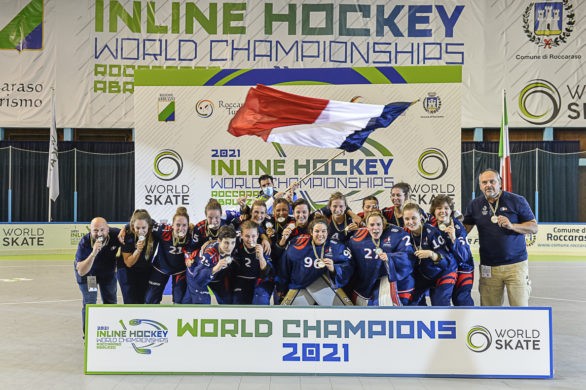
[0, 223, 124, 255]
[133, 67, 461, 221]
[467, 223, 586, 256]
[85, 305, 553, 377]
[0, 0, 583, 129]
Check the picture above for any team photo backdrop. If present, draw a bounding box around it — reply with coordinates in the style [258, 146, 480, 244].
[0, 0, 583, 129]
[133, 66, 461, 220]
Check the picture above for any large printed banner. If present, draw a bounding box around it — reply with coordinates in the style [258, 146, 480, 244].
[85, 305, 553, 377]
[133, 66, 461, 220]
[467, 223, 586, 256]
[0, 0, 583, 128]
[0, 223, 124, 255]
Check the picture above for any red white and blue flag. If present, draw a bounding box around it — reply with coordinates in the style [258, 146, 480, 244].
[227, 84, 412, 152]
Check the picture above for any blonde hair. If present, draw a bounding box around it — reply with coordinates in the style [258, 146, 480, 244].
[364, 210, 387, 230]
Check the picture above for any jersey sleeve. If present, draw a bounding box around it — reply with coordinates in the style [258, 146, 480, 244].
[330, 241, 353, 288]
[388, 231, 414, 282]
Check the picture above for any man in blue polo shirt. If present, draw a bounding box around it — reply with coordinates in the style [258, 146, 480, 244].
[74, 217, 121, 335]
[463, 169, 538, 306]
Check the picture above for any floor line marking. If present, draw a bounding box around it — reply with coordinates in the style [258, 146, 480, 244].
[531, 296, 586, 303]
[0, 299, 81, 305]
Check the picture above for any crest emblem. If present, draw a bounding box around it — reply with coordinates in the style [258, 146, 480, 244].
[523, 1, 575, 48]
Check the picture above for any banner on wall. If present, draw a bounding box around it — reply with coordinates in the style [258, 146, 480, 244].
[85, 305, 553, 377]
[0, 223, 124, 255]
[0, 0, 583, 128]
[467, 223, 586, 256]
[133, 66, 462, 220]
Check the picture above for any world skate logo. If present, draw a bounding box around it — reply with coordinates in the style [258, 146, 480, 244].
[522, 1, 575, 49]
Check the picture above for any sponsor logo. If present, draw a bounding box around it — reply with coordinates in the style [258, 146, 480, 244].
[0, 0, 43, 51]
[522, 1, 575, 49]
[195, 99, 214, 118]
[518, 79, 561, 125]
[467, 325, 492, 353]
[1, 227, 45, 247]
[423, 92, 442, 114]
[153, 149, 183, 181]
[96, 319, 169, 354]
[417, 148, 448, 180]
[158, 94, 175, 122]
[467, 325, 543, 352]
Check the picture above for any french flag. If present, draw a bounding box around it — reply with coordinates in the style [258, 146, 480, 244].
[227, 85, 412, 152]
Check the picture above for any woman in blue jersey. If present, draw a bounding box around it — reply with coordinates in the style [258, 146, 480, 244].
[192, 198, 242, 252]
[119, 209, 156, 304]
[145, 206, 197, 304]
[317, 192, 360, 242]
[429, 195, 474, 306]
[278, 217, 352, 306]
[277, 198, 313, 248]
[346, 210, 414, 306]
[230, 220, 274, 305]
[245, 199, 273, 255]
[184, 225, 238, 304]
[402, 203, 458, 306]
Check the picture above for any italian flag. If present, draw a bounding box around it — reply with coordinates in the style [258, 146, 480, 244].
[499, 90, 512, 192]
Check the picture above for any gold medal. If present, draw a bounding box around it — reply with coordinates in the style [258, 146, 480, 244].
[374, 248, 383, 256]
[315, 259, 326, 268]
[439, 223, 447, 231]
[491, 215, 498, 224]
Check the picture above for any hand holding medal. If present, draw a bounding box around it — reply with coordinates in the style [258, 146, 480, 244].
[497, 215, 513, 230]
[136, 235, 146, 251]
[317, 258, 334, 272]
[375, 247, 388, 262]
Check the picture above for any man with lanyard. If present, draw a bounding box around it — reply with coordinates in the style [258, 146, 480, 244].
[74, 217, 121, 335]
[463, 169, 538, 306]
[257, 174, 298, 213]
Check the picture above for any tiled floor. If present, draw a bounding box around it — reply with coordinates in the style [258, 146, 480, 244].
[1, 260, 585, 389]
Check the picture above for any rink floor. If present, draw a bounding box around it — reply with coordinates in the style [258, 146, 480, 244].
[0, 257, 585, 389]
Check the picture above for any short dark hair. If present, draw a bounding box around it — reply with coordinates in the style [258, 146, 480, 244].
[362, 195, 379, 208]
[429, 194, 455, 216]
[392, 182, 411, 196]
[218, 225, 237, 240]
[258, 175, 274, 185]
[292, 198, 310, 211]
[308, 216, 329, 233]
[479, 169, 501, 182]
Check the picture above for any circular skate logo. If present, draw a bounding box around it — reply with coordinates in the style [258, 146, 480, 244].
[467, 325, 492, 353]
[153, 149, 183, 181]
[518, 79, 561, 125]
[417, 148, 448, 180]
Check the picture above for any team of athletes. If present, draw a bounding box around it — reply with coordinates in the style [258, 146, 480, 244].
[76, 178, 476, 310]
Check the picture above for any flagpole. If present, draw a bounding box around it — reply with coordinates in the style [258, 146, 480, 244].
[281, 149, 346, 193]
[47, 87, 59, 222]
[299, 149, 347, 183]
